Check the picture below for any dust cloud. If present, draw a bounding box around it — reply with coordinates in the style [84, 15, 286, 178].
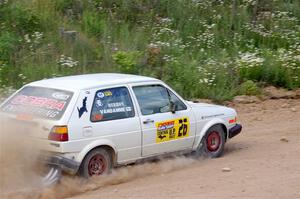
[0, 92, 200, 199]
[0, 114, 46, 199]
[0, 116, 199, 199]
[37, 157, 198, 199]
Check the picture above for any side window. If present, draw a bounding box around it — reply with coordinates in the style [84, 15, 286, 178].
[91, 87, 135, 122]
[133, 85, 170, 115]
[168, 89, 187, 111]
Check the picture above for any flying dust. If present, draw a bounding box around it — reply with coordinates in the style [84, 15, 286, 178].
[0, 114, 46, 199]
[37, 157, 198, 199]
[0, 114, 201, 199]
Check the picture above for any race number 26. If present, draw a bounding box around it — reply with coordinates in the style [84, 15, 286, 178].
[178, 118, 188, 137]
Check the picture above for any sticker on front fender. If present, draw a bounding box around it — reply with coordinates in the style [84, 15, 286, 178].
[156, 117, 190, 143]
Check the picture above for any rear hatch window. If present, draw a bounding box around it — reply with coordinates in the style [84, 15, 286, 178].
[1, 86, 73, 120]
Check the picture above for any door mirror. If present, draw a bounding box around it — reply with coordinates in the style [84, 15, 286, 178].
[170, 101, 177, 114]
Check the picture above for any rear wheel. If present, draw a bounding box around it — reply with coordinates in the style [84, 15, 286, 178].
[197, 125, 225, 158]
[79, 148, 112, 178]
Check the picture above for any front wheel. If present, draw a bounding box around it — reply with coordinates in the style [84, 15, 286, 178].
[197, 125, 225, 158]
[79, 148, 112, 178]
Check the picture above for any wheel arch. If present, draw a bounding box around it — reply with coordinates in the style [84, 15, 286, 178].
[76, 140, 118, 166]
[193, 118, 228, 150]
[219, 123, 228, 142]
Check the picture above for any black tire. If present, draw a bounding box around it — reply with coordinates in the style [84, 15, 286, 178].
[79, 148, 112, 178]
[197, 125, 225, 158]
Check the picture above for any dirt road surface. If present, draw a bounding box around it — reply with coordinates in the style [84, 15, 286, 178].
[1, 99, 300, 199]
[70, 99, 300, 199]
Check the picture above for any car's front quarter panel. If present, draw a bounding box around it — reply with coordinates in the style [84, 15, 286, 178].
[188, 102, 238, 150]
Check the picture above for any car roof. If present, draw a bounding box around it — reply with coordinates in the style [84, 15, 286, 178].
[28, 73, 160, 91]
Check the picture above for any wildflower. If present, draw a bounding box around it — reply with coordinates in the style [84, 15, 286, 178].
[237, 52, 264, 69]
[58, 55, 79, 68]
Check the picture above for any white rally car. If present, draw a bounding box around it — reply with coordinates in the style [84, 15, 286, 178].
[0, 73, 242, 184]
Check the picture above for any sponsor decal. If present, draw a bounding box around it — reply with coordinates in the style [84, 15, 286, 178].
[52, 92, 70, 100]
[156, 117, 190, 143]
[97, 90, 113, 98]
[96, 99, 103, 107]
[104, 91, 112, 97]
[3, 104, 61, 119]
[11, 95, 66, 111]
[77, 97, 88, 118]
[107, 102, 124, 108]
[93, 114, 103, 121]
[95, 101, 132, 115]
[201, 113, 224, 120]
[98, 106, 132, 114]
[97, 92, 105, 98]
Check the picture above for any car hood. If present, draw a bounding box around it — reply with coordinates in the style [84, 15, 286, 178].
[186, 101, 237, 120]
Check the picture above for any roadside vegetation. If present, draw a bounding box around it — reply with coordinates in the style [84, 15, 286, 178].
[0, 0, 299, 101]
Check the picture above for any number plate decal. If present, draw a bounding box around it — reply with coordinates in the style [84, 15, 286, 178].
[156, 117, 190, 143]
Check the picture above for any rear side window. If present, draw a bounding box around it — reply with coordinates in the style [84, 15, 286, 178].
[90, 87, 135, 122]
[1, 86, 73, 120]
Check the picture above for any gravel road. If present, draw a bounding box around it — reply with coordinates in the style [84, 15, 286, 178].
[69, 99, 300, 199]
[1, 99, 300, 199]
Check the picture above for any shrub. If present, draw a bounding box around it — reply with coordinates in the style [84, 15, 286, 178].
[0, 0, 299, 102]
[0, 32, 19, 62]
[112, 51, 143, 74]
[239, 80, 260, 96]
[81, 11, 105, 37]
[0, 4, 41, 34]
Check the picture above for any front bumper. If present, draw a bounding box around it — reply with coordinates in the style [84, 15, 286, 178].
[228, 124, 242, 139]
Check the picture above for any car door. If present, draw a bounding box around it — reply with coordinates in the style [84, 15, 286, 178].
[130, 83, 196, 157]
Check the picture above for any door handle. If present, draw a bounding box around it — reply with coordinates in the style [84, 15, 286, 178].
[143, 119, 154, 124]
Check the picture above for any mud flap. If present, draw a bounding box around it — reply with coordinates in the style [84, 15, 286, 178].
[41, 165, 62, 187]
[193, 140, 204, 158]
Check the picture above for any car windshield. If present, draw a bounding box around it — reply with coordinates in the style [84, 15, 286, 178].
[0, 86, 73, 120]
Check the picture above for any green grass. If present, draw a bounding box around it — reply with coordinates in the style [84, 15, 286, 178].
[0, 0, 299, 101]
